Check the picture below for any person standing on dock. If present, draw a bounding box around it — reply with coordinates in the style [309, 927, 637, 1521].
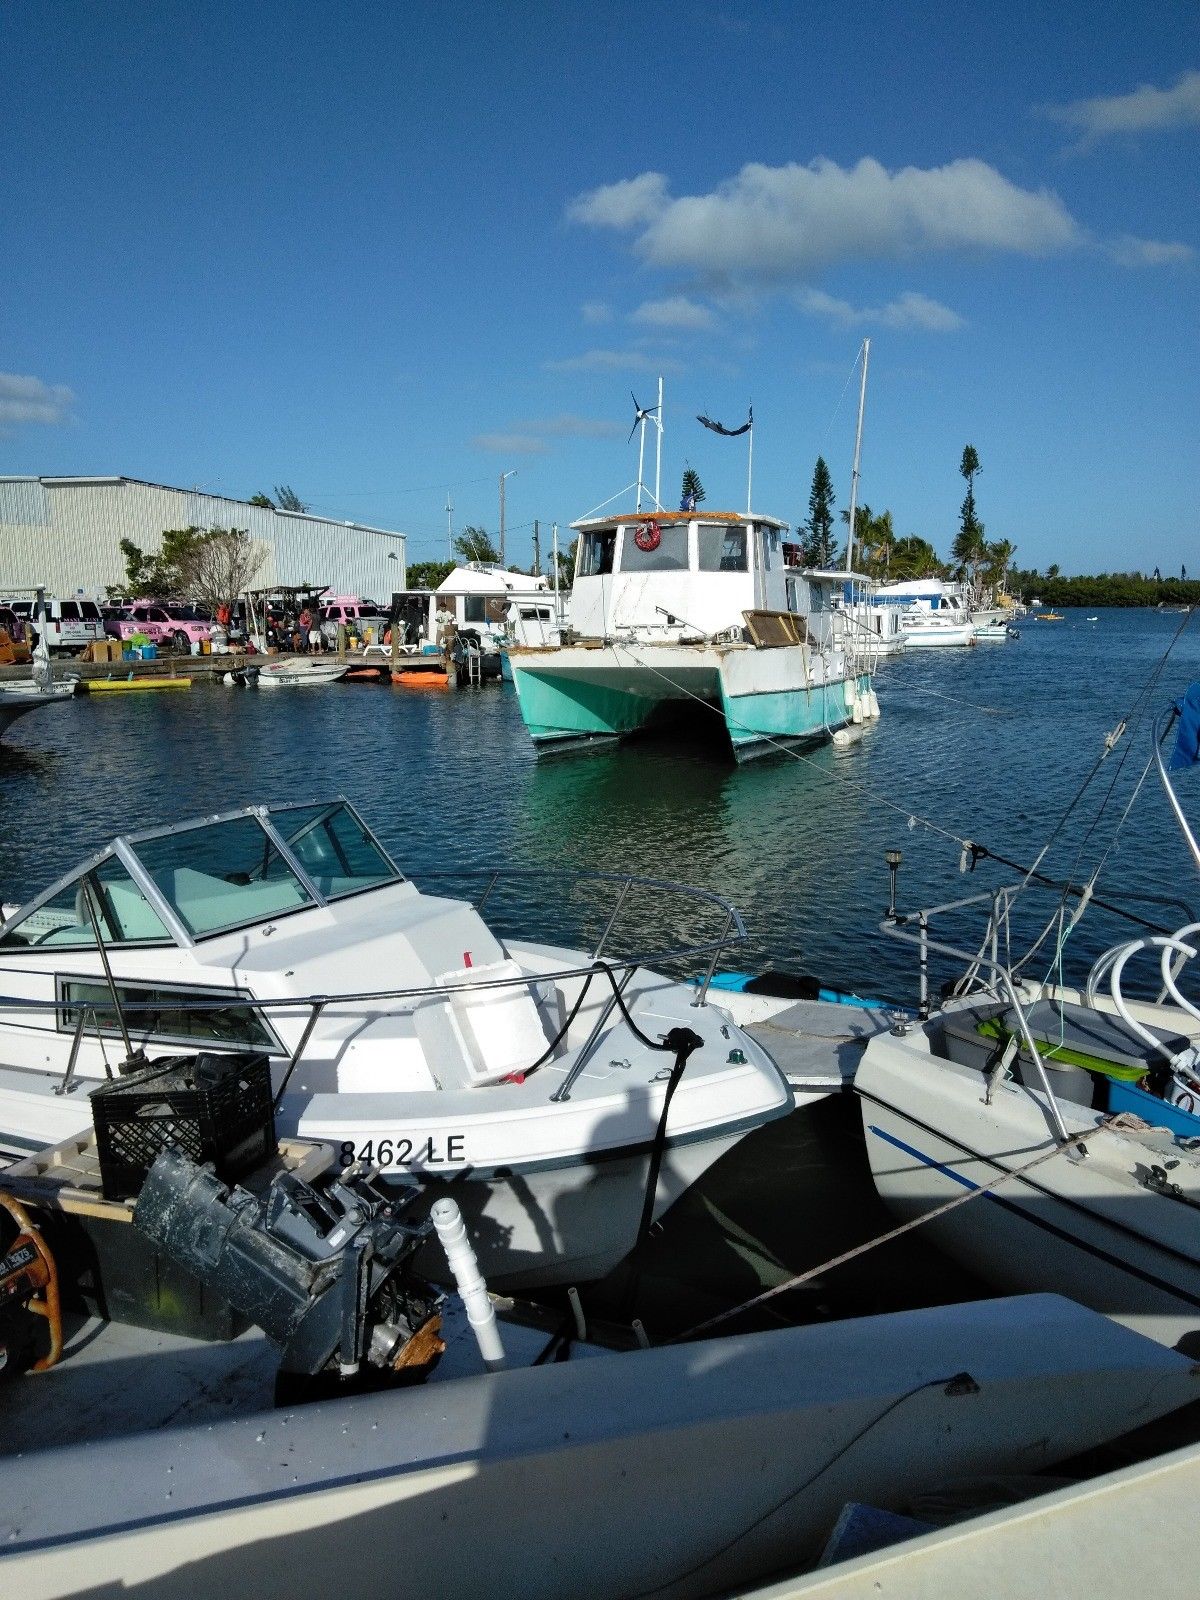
[297, 604, 313, 654]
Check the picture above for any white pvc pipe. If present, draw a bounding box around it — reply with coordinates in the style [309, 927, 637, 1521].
[430, 1198, 506, 1371]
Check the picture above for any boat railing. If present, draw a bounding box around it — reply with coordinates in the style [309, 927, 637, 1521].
[0, 867, 748, 1102]
[882, 872, 1200, 1146]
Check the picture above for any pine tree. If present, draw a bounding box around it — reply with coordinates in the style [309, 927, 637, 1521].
[952, 445, 985, 588]
[680, 467, 705, 510]
[801, 457, 837, 567]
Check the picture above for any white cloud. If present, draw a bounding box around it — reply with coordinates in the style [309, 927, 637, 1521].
[566, 172, 668, 229]
[470, 432, 548, 456]
[1107, 234, 1196, 266]
[0, 371, 74, 431]
[513, 414, 623, 439]
[543, 348, 684, 375]
[630, 295, 716, 331]
[1045, 70, 1200, 146]
[568, 158, 1081, 282]
[581, 300, 613, 324]
[797, 287, 965, 331]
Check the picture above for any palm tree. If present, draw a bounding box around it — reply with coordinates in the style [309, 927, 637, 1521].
[985, 538, 1016, 593]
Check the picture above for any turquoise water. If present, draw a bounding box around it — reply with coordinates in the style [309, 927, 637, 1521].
[2, 609, 1197, 1330]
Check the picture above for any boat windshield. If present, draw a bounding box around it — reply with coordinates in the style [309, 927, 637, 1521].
[267, 801, 400, 900]
[125, 802, 400, 938]
[131, 817, 316, 938]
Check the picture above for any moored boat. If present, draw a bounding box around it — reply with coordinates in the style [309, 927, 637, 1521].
[0, 798, 795, 1290]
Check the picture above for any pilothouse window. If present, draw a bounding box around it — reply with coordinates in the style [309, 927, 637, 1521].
[577, 530, 616, 577]
[698, 526, 748, 573]
[619, 525, 689, 573]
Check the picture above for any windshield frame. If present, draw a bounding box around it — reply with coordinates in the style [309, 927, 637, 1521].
[0, 799, 404, 952]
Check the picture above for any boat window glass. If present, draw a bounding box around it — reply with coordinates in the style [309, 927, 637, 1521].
[59, 979, 277, 1052]
[698, 526, 748, 573]
[131, 817, 314, 938]
[0, 856, 171, 950]
[270, 802, 400, 899]
[785, 578, 798, 612]
[463, 596, 487, 623]
[577, 530, 616, 578]
[619, 525, 689, 573]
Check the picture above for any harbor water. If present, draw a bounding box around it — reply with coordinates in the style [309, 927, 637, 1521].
[2, 607, 1197, 1333]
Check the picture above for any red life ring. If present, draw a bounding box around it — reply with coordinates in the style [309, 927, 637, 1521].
[633, 520, 661, 552]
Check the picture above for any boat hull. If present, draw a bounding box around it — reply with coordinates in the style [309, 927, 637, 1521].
[510, 642, 877, 759]
[857, 1030, 1200, 1350]
[0, 682, 75, 737]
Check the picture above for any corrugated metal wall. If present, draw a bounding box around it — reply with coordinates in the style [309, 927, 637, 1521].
[0, 478, 406, 598]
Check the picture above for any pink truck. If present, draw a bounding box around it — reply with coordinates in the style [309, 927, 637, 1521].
[105, 601, 214, 653]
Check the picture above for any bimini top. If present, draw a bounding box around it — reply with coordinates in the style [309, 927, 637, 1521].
[0, 800, 403, 953]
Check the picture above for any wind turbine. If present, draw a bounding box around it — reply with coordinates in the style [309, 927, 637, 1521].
[628, 386, 664, 512]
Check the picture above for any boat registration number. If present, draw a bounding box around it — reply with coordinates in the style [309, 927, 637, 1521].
[338, 1135, 467, 1169]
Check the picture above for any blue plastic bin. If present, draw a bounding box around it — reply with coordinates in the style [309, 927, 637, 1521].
[1107, 1078, 1200, 1137]
[139, 644, 157, 661]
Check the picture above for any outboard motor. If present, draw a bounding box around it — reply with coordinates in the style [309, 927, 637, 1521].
[134, 1150, 444, 1394]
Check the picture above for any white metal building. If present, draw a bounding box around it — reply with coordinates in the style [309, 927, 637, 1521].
[0, 476, 406, 600]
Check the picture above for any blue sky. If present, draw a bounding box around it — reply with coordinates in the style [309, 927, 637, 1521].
[2, 0, 1197, 574]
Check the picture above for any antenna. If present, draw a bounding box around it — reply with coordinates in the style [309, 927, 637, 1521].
[446, 493, 454, 560]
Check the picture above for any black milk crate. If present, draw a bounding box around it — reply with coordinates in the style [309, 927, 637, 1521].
[91, 1051, 276, 1200]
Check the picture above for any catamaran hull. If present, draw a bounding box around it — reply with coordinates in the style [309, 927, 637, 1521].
[511, 643, 878, 760]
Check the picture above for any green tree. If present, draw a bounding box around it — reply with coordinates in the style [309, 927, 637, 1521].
[801, 457, 838, 567]
[552, 537, 578, 589]
[274, 485, 308, 512]
[888, 536, 948, 582]
[120, 525, 266, 611]
[406, 559, 456, 589]
[454, 526, 500, 564]
[952, 445, 986, 590]
[120, 525, 206, 595]
[680, 467, 705, 508]
[249, 492, 275, 508]
[984, 537, 1016, 591]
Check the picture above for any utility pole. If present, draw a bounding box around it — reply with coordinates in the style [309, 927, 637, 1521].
[532, 519, 541, 576]
[446, 493, 454, 560]
[499, 469, 517, 566]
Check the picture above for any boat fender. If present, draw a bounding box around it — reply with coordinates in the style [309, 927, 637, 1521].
[633, 520, 661, 552]
[868, 689, 881, 719]
[851, 697, 864, 725]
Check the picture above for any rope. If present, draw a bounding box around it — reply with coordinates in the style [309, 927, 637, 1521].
[902, 683, 1009, 716]
[609, 639, 973, 850]
[670, 1116, 1124, 1343]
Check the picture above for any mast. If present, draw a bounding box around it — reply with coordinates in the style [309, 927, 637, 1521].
[654, 374, 663, 511]
[746, 404, 754, 517]
[845, 339, 870, 573]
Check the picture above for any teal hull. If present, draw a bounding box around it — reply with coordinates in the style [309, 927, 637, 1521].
[513, 651, 877, 761]
[721, 673, 875, 760]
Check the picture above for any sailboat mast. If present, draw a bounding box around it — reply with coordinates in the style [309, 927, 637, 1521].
[845, 338, 870, 573]
[654, 374, 663, 511]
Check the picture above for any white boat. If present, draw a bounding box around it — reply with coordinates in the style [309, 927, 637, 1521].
[510, 515, 880, 759]
[856, 690, 1200, 1349]
[0, 680, 76, 740]
[224, 658, 351, 686]
[0, 599, 78, 739]
[973, 620, 1018, 641]
[872, 581, 978, 648]
[0, 799, 794, 1291]
[1, 1292, 1193, 1600]
[392, 564, 567, 681]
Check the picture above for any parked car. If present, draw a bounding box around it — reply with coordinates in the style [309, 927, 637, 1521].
[319, 595, 388, 646]
[1, 596, 105, 654]
[105, 601, 213, 653]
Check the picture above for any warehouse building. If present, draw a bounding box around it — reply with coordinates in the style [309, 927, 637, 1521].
[0, 476, 406, 600]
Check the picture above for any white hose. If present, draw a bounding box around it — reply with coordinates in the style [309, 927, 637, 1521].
[430, 1198, 506, 1370]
